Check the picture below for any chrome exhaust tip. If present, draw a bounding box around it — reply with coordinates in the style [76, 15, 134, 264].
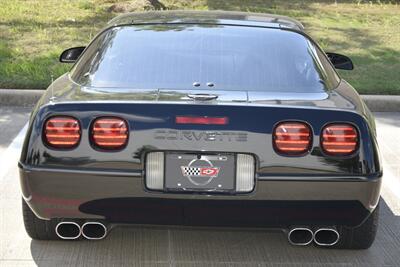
[288, 227, 313, 246]
[55, 222, 81, 240]
[81, 222, 107, 240]
[313, 228, 340, 246]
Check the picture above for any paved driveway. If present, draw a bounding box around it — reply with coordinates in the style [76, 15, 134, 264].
[0, 108, 399, 267]
[0, 107, 31, 155]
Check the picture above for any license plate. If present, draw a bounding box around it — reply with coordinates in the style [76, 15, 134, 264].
[165, 153, 235, 192]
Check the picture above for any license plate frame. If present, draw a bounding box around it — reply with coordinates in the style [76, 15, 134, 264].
[164, 152, 236, 193]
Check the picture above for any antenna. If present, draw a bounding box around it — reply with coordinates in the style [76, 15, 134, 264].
[50, 74, 55, 102]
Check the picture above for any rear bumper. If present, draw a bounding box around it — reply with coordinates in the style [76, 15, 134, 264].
[19, 163, 382, 228]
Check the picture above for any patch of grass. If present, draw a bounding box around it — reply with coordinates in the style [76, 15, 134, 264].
[0, 0, 399, 94]
[0, 0, 114, 88]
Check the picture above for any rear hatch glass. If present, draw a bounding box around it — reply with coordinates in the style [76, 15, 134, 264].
[71, 24, 339, 92]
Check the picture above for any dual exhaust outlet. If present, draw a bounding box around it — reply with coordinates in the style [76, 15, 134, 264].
[55, 221, 107, 240]
[56, 221, 338, 246]
[288, 227, 340, 247]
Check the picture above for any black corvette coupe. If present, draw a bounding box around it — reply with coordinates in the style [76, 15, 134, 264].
[19, 11, 382, 249]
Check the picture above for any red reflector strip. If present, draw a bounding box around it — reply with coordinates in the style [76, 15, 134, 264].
[323, 134, 357, 138]
[321, 124, 358, 156]
[44, 116, 81, 148]
[275, 125, 306, 129]
[93, 135, 127, 139]
[275, 140, 310, 144]
[94, 141, 127, 146]
[92, 117, 128, 150]
[46, 134, 80, 138]
[93, 127, 126, 131]
[323, 142, 357, 146]
[273, 122, 311, 155]
[277, 147, 309, 151]
[92, 119, 125, 123]
[47, 141, 79, 145]
[176, 116, 228, 125]
[45, 127, 79, 131]
[325, 127, 355, 131]
[275, 132, 310, 137]
[323, 148, 354, 153]
[46, 119, 78, 123]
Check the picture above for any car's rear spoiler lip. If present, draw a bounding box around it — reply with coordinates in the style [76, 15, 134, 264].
[18, 162, 142, 178]
[258, 172, 382, 182]
[18, 161, 382, 182]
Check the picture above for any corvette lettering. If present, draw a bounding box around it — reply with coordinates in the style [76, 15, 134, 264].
[154, 130, 247, 142]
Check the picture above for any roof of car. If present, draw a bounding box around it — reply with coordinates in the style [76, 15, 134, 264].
[107, 10, 305, 31]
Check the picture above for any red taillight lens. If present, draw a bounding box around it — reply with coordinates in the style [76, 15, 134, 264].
[273, 122, 312, 155]
[44, 116, 81, 148]
[92, 117, 128, 150]
[321, 124, 358, 156]
[176, 116, 228, 125]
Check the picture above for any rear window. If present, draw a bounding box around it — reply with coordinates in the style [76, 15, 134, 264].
[71, 24, 339, 92]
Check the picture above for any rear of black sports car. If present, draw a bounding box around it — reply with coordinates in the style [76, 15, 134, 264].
[18, 11, 382, 249]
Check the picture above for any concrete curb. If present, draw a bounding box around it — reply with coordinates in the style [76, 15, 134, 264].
[361, 95, 400, 112]
[0, 89, 43, 107]
[0, 89, 399, 112]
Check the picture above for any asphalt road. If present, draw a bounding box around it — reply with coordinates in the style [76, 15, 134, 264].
[0, 107, 399, 267]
